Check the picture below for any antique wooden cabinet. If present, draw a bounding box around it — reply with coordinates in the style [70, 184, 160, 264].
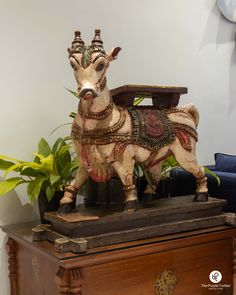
[3, 223, 236, 295]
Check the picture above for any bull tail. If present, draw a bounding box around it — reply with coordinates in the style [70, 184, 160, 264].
[181, 103, 199, 127]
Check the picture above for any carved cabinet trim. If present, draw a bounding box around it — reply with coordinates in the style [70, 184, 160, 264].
[6, 238, 17, 295]
[55, 266, 83, 295]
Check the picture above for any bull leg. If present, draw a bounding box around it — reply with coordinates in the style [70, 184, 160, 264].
[171, 140, 208, 202]
[112, 158, 138, 212]
[143, 161, 163, 202]
[57, 166, 89, 214]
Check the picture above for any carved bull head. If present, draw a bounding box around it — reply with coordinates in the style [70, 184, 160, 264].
[68, 30, 121, 100]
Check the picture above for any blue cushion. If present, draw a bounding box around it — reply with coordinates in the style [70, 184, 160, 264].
[214, 153, 236, 173]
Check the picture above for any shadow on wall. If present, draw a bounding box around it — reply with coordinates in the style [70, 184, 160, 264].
[0, 191, 38, 225]
[0, 189, 38, 295]
[200, 3, 236, 114]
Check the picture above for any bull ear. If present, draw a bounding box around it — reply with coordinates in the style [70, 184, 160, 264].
[107, 47, 121, 62]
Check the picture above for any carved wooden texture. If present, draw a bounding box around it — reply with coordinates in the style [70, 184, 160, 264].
[55, 266, 82, 295]
[5, 238, 17, 295]
[80, 238, 232, 295]
[3, 224, 236, 295]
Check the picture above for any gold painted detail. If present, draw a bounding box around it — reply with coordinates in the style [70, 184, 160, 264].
[78, 99, 113, 120]
[197, 176, 207, 184]
[73, 108, 126, 137]
[153, 270, 177, 295]
[166, 108, 195, 122]
[123, 184, 136, 192]
[72, 109, 132, 145]
[75, 133, 132, 145]
[173, 122, 198, 142]
[113, 142, 129, 161]
[99, 76, 107, 92]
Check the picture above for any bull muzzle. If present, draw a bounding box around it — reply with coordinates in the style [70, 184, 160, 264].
[79, 88, 98, 100]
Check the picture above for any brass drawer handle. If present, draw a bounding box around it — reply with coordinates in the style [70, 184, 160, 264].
[153, 270, 177, 295]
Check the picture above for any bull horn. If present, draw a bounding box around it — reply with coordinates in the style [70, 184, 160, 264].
[72, 30, 84, 47]
[91, 29, 103, 48]
[68, 30, 84, 54]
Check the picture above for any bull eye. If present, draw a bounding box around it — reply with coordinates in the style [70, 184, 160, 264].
[95, 62, 105, 72]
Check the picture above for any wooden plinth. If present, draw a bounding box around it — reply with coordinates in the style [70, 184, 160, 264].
[38, 196, 230, 253]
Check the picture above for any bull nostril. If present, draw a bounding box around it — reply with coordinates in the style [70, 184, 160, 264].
[83, 92, 93, 100]
[79, 88, 98, 99]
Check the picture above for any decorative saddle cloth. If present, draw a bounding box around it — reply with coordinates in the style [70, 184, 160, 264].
[71, 106, 197, 153]
[127, 108, 175, 151]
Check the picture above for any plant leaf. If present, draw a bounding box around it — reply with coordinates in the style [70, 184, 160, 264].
[0, 159, 15, 170]
[50, 175, 60, 186]
[50, 123, 72, 136]
[20, 167, 43, 177]
[52, 138, 64, 154]
[4, 160, 51, 179]
[38, 138, 51, 157]
[55, 142, 71, 173]
[27, 177, 46, 203]
[204, 167, 221, 186]
[65, 88, 79, 98]
[21, 162, 48, 172]
[162, 156, 179, 171]
[3, 163, 25, 178]
[0, 154, 23, 163]
[69, 112, 77, 119]
[61, 161, 78, 181]
[45, 185, 56, 201]
[32, 153, 54, 173]
[64, 136, 72, 142]
[60, 162, 72, 180]
[144, 170, 152, 186]
[0, 177, 24, 196]
[70, 160, 79, 171]
[133, 96, 144, 106]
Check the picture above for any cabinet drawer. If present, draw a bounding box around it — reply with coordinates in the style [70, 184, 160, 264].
[82, 238, 233, 295]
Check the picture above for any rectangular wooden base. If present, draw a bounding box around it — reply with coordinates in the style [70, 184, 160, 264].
[34, 196, 231, 253]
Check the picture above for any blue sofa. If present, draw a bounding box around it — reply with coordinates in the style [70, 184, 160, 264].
[170, 153, 236, 212]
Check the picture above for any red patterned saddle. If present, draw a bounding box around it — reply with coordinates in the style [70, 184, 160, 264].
[128, 108, 175, 151]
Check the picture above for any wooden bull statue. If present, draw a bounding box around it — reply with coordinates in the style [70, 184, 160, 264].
[58, 30, 208, 214]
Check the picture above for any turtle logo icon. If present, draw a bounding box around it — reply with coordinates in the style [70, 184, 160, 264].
[209, 270, 222, 283]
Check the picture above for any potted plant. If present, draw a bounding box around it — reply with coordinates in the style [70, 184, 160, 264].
[0, 137, 78, 222]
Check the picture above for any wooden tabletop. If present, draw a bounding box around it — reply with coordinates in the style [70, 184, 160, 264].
[110, 84, 188, 108]
[111, 84, 187, 97]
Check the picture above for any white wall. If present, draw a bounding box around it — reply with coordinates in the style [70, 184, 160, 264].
[0, 0, 235, 293]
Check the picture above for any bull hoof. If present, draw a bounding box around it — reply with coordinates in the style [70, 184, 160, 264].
[193, 192, 209, 202]
[57, 203, 73, 215]
[124, 200, 138, 212]
[142, 193, 154, 203]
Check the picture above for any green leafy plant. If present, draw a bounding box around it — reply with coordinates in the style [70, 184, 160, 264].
[0, 137, 78, 203]
[141, 156, 220, 187]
